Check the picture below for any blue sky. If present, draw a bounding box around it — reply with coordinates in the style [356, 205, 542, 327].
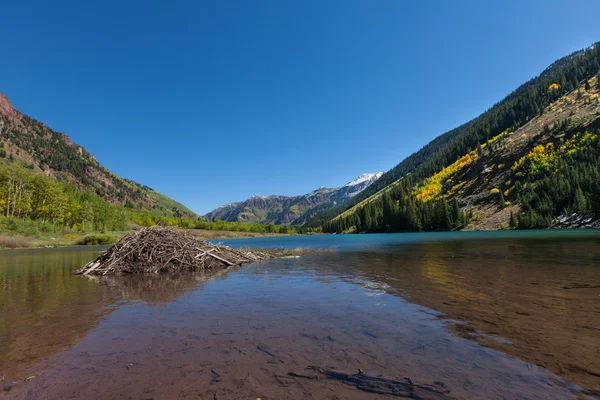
[1, 0, 600, 214]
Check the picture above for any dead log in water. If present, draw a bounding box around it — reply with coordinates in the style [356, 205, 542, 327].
[76, 227, 272, 276]
[288, 366, 453, 399]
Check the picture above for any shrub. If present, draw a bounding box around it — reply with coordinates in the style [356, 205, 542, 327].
[78, 235, 116, 246]
[61, 227, 74, 235]
[0, 235, 32, 249]
[5, 219, 19, 231]
[39, 223, 52, 233]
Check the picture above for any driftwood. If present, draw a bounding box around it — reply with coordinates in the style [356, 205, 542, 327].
[288, 366, 453, 399]
[76, 227, 272, 276]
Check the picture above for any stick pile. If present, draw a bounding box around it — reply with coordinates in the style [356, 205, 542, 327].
[76, 227, 272, 276]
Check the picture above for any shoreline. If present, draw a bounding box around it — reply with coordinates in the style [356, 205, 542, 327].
[0, 228, 294, 251]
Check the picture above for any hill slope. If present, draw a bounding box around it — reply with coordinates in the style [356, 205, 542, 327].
[317, 43, 600, 233]
[206, 172, 383, 225]
[0, 93, 196, 219]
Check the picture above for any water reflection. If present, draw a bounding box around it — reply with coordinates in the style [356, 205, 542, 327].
[86, 267, 238, 305]
[1, 233, 599, 399]
[0, 248, 239, 381]
[0, 248, 112, 379]
[4, 256, 585, 399]
[300, 235, 600, 394]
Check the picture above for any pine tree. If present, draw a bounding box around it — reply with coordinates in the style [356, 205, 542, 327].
[382, 192, 397, 232]
[573, 187, 589, 214]
[406, 199, 421, 231]
[477, 142, 483, 156]
[509, 211, 517, 228]
[499, 191, 506, 209]
[450, 197, 461, 228]
[436, 199, 451, 230]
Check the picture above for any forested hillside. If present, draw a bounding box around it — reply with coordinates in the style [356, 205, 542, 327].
[318, 43, 600, 233]
[0, 92, 196, 220]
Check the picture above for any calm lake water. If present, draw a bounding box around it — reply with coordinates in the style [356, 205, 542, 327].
[1, 230, 600, 399]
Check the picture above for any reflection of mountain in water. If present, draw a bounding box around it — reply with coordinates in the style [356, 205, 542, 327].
[0, 247, 238, 380]
[0, 248, 116, 380]
[299, 237, 600, 394]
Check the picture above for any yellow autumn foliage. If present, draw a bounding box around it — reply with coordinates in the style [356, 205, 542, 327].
[548, 83, 560, 92]
[512, 143, 557, 174]
[562, 131, 598, 155]
[512, 132, 598, 175]
[414, 152, 475, 202]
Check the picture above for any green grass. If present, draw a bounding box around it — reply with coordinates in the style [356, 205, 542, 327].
[0, 216, 294, 249]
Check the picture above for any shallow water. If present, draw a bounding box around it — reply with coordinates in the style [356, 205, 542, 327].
[1, 231, 600, 399]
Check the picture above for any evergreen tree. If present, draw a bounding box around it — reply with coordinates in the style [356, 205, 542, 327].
[406, 199, 421, 231]
[509, 211, 517, 228]
[477, 142, 484, 156]
[499, 191, 506, 209]
[574, 187, 589, 214]
[382, 192, 397, 232]
[437, 199, 452, 230]
[450, 197, 461, 228]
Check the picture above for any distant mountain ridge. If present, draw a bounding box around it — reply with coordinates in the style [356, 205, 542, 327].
[206, 172, 383, 225]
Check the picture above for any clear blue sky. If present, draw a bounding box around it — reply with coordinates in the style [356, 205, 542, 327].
[1, 1, 599, 214]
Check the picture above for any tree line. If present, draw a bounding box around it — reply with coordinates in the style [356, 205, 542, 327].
[127, 211, 300, 234]
[0, 159, 302, 235]
[323, 187, 468, 234]
[0, 161, 127, 231]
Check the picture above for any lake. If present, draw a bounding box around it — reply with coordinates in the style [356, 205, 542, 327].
[1, 230, 599, 399]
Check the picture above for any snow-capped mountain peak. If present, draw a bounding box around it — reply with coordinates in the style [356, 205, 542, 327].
[344, 172, 384, 187]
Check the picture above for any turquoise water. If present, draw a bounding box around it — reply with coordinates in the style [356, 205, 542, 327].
[214, 228, 600, 250]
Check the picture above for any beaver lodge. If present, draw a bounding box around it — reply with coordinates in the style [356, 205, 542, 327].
[76, 227, 272, 276]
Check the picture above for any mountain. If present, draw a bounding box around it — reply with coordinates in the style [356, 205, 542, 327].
[0, 92, 196, 220]
[206, 172, 383, 225]
[314, 43, 600, 233]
